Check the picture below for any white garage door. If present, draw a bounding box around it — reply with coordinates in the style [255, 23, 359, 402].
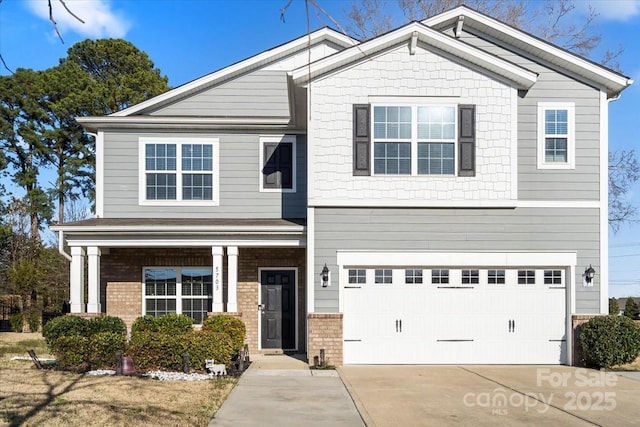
[343, 267, 567, 364]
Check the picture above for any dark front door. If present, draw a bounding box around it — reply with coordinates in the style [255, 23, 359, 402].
[261, 270, 296, 349]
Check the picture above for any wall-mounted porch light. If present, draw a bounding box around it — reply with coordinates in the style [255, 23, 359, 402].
[321, 264, 330, 287]
[584, 265, 596, 285]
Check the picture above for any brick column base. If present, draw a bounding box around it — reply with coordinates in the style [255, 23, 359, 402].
[572, 314, 601, 366]
[308, 313, 343, 366]
[106, 282, 142, 333]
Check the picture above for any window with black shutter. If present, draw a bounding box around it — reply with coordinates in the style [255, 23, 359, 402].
[262, 140, 294, 190]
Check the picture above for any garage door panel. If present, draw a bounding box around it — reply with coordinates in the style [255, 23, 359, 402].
[343, 266, 568, 365]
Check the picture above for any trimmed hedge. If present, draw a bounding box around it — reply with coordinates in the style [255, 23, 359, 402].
[127, 330, 235, 372]
[130, 314, 193, 338]
[43, 315, 127, 371]
[202, 314, 246, 353]
[42, 315, 90, 346]
[580, 315, 640, 369]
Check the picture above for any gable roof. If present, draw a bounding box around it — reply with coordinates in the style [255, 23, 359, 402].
[423, 6, 632, 98]
[291, 20, 537, 89]
[110, 27, 357, 117]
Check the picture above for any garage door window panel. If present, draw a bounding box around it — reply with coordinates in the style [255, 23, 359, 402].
[544, 270, 563, 285]
[405, 269, 423, 284]
[518, 270, 536, 285]
[432, 269, 449, 284]
[375, 269, 393, 284]
[462, 269, 479, 284]
[348, 269, 367, 284]
[488, 269, 505, 284]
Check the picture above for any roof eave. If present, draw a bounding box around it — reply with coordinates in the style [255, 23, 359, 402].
[423, 6, 633, 97]
[292, 22, 536, 90]
[110, 28, 357, 118]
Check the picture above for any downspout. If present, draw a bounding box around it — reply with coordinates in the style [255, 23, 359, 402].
[58, 229, 72, 262]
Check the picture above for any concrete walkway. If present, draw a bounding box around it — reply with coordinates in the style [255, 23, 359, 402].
[208, 355, 365, 427]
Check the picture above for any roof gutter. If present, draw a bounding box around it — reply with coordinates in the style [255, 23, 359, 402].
[57, 230, 72, 262]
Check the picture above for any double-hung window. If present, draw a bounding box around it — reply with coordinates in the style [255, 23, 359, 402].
[140, 138, 219, 205]
[260, 135, 296, 192]
[417, 106, 456, 175]
[537, 102, 575, 169]
[373, 105, 456, 175]
[143, 267, 213, 324]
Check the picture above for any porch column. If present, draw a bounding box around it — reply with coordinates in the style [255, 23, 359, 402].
[212, 246, 224, 312]
[87, 247, 101, 313]
[70, 247, 85, 313]
[227, 246, 238, 312]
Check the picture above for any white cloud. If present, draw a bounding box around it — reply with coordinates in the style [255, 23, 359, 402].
[26, 0, 131, 39]
[588, 0, 640, 22]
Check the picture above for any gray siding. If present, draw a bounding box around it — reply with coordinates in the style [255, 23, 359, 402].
[314, 207, 600, 314]
[102, 131, 306, 219]
[149, 70, 291, 118]
[456, 30, 601, 201]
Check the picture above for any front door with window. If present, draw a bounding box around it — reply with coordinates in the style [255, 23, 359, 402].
[260, 270, 296, 349]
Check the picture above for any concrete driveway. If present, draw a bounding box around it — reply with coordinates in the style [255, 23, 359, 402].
[338, 365, 640, 426]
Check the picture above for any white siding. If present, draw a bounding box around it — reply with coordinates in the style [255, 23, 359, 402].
[308, 42, 515, 206]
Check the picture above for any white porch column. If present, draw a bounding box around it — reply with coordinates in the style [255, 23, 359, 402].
[87, 247, 101, 313]
[212, 246, 224, 312]
[70, 247, 85, 313]
[227, 246, 238, 312]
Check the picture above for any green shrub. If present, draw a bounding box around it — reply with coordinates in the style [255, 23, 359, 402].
[580, 315, 640, 369]
[51, 335, 91, 372]
[42, 315, 90, 347]
[26, 311, 40, 332]
[131, 314, 193, 339]
[202, 315, 246, 353]
[128, 332, 185, 371]
[184, 331, 234, 370]
[88, 332, 127, 369]
[9, 313, 23, 333]
[89, 316, 127, 336]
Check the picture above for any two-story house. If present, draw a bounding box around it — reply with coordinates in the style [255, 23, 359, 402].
[52, 6, 632, 366]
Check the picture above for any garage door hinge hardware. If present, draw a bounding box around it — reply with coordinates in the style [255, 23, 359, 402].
[395, 319, 402, 332]
[508, 319, 516, 333]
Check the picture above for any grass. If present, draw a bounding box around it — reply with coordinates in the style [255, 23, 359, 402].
[0, 332, 237, 426]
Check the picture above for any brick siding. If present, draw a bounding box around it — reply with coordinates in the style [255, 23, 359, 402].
[102, 247, 305, 355]
[308, 313, 343, 366]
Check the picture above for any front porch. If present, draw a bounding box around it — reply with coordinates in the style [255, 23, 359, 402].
[52, 218, 307, 355]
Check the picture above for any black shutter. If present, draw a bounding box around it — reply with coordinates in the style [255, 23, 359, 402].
[353, 104, 371, 176]
[458, 104, 476, 177]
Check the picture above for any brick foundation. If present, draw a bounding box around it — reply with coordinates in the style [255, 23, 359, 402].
[308, 313, 343, 366]
[572, 314, 601, 366]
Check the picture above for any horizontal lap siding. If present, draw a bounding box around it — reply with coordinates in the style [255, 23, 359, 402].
[149, 70, 290, 118]
[314, 207, 600, 314]
[103, 131, 306, 218]
[459, 31, 601, 201]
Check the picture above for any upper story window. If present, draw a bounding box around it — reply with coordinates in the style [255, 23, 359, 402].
[139, 137, 219, 206]
[260, 135, 296, 192]
[373, 105, 456, 176]
[537, 102, 575, 170]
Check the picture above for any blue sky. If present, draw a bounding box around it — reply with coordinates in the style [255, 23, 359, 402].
[0, 0, 639, 298]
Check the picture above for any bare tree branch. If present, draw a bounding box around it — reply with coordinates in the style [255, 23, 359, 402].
[0, 52, 14, 74]
[48, 0, 65, 43]
[58, 0, 85, 24]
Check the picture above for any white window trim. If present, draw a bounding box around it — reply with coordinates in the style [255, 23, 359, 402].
[141, 266, 213, 324]
[371, 103, 458, 177]
[259, 135, 297, 193]
[138, 137, 220, 206]
[537, 102, 575, 170]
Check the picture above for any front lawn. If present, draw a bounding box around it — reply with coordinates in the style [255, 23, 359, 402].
[0, 332, 236, 426]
